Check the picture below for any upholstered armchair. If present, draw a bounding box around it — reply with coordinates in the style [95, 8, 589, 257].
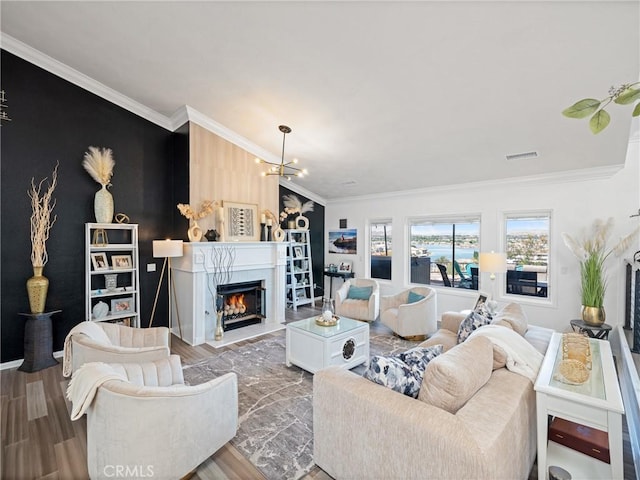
[380, 286, 437, 339]
[67, 355, 238, 479]
[335, 278, 380, 322]
[63, 321, 170, 377]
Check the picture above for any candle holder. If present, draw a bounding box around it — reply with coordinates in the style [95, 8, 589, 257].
[267, 224, 273, 241]
[260, 223, 267, 241]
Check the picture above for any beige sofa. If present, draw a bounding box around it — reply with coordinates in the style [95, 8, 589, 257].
[313, 307, 553, 480]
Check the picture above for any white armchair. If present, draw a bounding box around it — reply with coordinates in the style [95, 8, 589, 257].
[335, 278, 380, 322]
[380, 286, 437, 339]
[68, 355, 238, 479]
[63, 321, 170, 377]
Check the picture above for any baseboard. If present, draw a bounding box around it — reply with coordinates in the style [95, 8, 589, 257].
[1, 349, 64, 371]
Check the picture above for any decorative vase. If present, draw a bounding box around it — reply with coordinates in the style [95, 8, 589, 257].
[26, 266, 49, 314]
[188, 221, 203, 242]
[273, 226, 285, 242]
[582, 305, 606, 326]
[215, 294, 224, 341]
[94, 184, 114, 223]
[296, 214, 309, 230]
[204, 229, 219, 242]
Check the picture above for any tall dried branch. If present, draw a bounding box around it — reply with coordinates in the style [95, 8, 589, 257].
[82, 146, 114, 186]
[28, 162, 58, 267]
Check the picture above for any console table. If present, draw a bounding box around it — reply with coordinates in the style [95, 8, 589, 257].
[18, 310, 60, 372]
[323, 270, 354, 298]
[534, 332, 623, 479]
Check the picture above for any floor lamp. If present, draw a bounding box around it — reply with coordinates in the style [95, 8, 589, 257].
[479, 251, 507, 314]
[150, 240, 184, 341]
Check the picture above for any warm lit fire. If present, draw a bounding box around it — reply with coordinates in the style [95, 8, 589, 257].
[223, 294, 247, 315]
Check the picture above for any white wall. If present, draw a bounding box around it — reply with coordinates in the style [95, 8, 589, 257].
[325, 138, 639, 331]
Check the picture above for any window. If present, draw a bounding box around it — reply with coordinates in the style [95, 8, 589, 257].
[504, 212, 550, 299]
[409, 216, 480, 289]
[370, 221, 392, 280]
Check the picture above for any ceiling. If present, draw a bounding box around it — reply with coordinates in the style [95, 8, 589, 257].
[2, 1, 639, 200]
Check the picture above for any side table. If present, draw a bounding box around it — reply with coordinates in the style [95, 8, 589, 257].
[569, 319, 612, 340]
[323, 270, 355, 299]
[18, 310, 60, 372]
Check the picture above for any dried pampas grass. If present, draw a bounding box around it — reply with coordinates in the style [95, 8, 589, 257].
[82, 146, 114, 186]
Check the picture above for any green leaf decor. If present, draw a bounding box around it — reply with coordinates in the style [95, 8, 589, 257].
[562, 81, 640, 134]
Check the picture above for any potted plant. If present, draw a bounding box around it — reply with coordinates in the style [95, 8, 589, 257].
[562, 218, 639, 325]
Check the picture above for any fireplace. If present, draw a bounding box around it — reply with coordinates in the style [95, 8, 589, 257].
[217, 280, 265, 331]
[171, 242, 287, 346]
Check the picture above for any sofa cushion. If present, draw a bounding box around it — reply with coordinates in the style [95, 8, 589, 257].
[364, 345, 442, 398]
[457, 310, 492, 343]
[491, 302, 528, 337]
[418, 336, 493, 413]
[347, 285, 373, 300]
[407, 291, 425, 304]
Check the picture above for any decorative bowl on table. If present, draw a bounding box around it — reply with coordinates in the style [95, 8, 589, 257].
[316, 315, 340, 327]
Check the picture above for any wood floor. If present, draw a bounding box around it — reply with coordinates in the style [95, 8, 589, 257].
[1, 304, 637, 479]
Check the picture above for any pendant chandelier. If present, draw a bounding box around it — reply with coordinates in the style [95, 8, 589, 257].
[256, 125, 308, 181]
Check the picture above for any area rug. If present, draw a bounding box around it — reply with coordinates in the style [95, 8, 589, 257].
[182, 328, 417, 480]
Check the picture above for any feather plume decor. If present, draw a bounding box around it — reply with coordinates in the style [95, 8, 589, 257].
[280, 194, 314, 222]
[562, 218, 639, 307]
[82, 146, 115, 186]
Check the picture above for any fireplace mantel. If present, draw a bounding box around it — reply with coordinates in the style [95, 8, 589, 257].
[171, 242, 287, 346]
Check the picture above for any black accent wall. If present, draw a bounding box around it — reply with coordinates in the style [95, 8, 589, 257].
[1, 51, 183, 362]
[279, 187, 325, 298]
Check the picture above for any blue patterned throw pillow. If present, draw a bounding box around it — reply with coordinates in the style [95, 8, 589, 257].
[364, 345, 443, 398]
[456, 311, 492, 344]
[397, 345, 443, 371]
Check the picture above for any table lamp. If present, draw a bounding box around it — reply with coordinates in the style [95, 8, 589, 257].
[479, 251, 507, 312]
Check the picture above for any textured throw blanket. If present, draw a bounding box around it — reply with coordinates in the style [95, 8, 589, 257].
[62, 321, 111, 377]
[66, 362, 127, 420]
[469, 324, 543, 382]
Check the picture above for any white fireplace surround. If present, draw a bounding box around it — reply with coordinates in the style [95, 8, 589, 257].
[171, 242, 287, 346]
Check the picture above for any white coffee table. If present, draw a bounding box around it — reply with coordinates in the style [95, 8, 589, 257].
[286, 316, 369, 373]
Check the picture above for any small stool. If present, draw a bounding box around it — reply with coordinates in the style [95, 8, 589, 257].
[570, 319, 612, 340]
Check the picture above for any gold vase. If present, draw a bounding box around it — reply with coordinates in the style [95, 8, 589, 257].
[26, 266, 49, 314]
[582, 305, 605, 326]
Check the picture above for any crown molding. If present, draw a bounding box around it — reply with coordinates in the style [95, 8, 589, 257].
[279, 179, 327, 206]
[327, 164, 624, 205]
[1, 34, 173, 130]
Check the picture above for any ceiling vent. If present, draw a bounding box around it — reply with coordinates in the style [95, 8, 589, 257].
[505, 151, 539, 161]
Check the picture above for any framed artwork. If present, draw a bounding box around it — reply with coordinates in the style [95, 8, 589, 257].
[339, 219, 347, 229]
[91, 252, 109, 271]
[294, 246, 304, 258]
[473, 293, 488, 311]
[111, 255, 132, 269]
[111, 297, 134, 314]
[224, 201, 259, 241]
[338, 261, 352, 273]
[328, 228, 357, 254]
